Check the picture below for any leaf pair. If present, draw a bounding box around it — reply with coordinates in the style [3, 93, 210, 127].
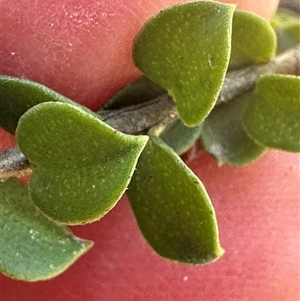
[18, 101, 222, 263]
[132, 2, 299, 169]
[1, 77, 223, 280]
[7, 102, 221, 270]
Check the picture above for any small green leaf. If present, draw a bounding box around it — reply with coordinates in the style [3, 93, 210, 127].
[229, 10, 277, 70]
[0, 179, 92, 281]
[127, 136, 224, 264]
[152, 119, 203, 155]
[243, 75, 300, 152]
[0, 75, 72, 133]
[133, 2, 235, 126]
[102, 76, 166, 110]
[201, 94, 266, 166]
[275, 22, 300, 53]
[16, 102, 148, 224]
[271, 7, 299, 26]
[272, 8, 300, 53]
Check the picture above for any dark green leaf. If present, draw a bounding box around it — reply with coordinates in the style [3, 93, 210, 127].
[127, 136, 224, 264]
[133, 2, 234, 126]
[243, 75, 300, 152]
[152, 119, 203, 155]
[16, 102, 148, 224]
[0, 76, 72, 133]
[0, 179, 92, 281]
[201, 94, 266, 166]
[101, 76, 166, 110]
[229, 10, 276, 70]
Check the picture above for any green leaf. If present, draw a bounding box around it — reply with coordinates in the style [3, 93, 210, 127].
[127, 136, 224, 264]
[243, 75, 300, 152]
[229, 10, 276, 70]
[275, 22, 300, 53]
[271, 8, 300, 53]
[201, 94, 266, 166]
[0, 179, 92, 281]
[271, 8, 299, 25]
[101, 76, 166, 110]
[133, 2, 235, 126]
[152, 119, 203, 155]
[0, 75, 72, 133]
[16, 102, 148, 224]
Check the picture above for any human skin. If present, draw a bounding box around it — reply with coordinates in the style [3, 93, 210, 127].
[1, 0, 279, 110]
[1, 0, 299, 300]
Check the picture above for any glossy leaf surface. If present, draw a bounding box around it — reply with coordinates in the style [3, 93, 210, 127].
[133, 2, 234, 126]
[201, 94, 266, 166]
[243, 75, 300, 152]
[16, 102, 148, 224]
[127, 136, 224, 264]
[0, 179, 92, 281]
[0, 75, 72, 133]
[229, 10, 276, 70]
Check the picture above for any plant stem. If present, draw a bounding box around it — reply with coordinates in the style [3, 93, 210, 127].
[0, 147, 31, 181]
[218, 45, 300, 103]
[99, 45, 300, 132]
[0, 45, 299, 181]
[98, 94, 178, 134]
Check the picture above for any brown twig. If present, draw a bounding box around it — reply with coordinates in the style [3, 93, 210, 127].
[1, 45, 299, 182]
[0, 147, 32, 181]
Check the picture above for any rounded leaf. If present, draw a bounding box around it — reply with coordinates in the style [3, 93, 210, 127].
[201, 94, 266, 166]
[0, 75, 72, 133]
[0, 179, 92, 281]
[229, 10, 277, 70]
[16, 102, 148, 224]
[133, 2, 235, 126]
[243, 75, 300, 152]
[127, 136, 224, 264]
